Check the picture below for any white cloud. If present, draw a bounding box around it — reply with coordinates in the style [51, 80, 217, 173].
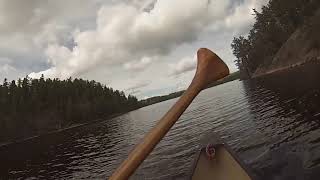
[28, 0, 235, 79]
[126, 80, 151, 91]
[0, 57, 21, 79]
[32, 22, 72, 48]
[0, 64, 17, 74]
[169, 56, 196, 76]
[224, 0, 268, 35]
[0, 0, 270, 97]
[0, 0, 104, 77]
[124, 57, 153, 71]
[0, 57, 12, 64]
[125, 80, 151, 95]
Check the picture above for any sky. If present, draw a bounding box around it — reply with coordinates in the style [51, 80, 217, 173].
[0, 0, 269, 99]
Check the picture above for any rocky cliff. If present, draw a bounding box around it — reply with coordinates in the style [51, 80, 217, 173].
[253, 10, 320, 77]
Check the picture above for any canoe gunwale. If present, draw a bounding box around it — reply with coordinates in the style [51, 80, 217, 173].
[189, 143, 256, 180]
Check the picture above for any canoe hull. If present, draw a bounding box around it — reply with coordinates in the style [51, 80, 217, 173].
[191, 143, 253, 180]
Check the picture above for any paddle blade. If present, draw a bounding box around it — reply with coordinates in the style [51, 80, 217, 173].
[193, 48, 230, 89]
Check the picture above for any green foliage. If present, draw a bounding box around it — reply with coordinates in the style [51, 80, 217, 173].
[0, 76, 139, 142]
[231, 0, 320, 78]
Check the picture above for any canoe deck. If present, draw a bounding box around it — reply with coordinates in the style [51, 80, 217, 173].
[191, 144, 253, 180]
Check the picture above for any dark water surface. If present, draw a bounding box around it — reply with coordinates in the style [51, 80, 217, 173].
[1, 74, 320, 179]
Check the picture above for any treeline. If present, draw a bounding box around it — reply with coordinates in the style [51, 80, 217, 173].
[0, 76, 139, 143]
[140, 91, 184, 106]
[140, 71, 240, 106]
[231, 0, 320, 78]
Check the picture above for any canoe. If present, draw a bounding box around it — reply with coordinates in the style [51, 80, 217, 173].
[190, 143, 253, 180]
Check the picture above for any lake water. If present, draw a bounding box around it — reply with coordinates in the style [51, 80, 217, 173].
[1, 75, 320, 179]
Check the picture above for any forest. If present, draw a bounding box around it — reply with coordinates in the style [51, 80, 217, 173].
[231, 0, 320, 78]
[0, 76, 139, 143]
[0, 71, 240, 144]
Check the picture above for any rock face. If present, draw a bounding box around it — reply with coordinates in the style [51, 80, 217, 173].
[253, 10, 320, 77]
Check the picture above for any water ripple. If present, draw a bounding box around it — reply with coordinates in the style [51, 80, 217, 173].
[1, 81, 320, 179]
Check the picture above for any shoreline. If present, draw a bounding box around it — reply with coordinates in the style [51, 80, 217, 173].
[0, 73, 240, 150]
[1, 59, 316, 150]
[252, 57, 320, 79]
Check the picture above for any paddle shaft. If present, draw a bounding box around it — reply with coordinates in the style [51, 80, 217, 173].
[109, 48, 229, 180]
[109, 78, 203, 180]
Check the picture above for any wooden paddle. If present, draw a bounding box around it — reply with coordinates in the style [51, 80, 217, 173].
[109, 48, 230, 180]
